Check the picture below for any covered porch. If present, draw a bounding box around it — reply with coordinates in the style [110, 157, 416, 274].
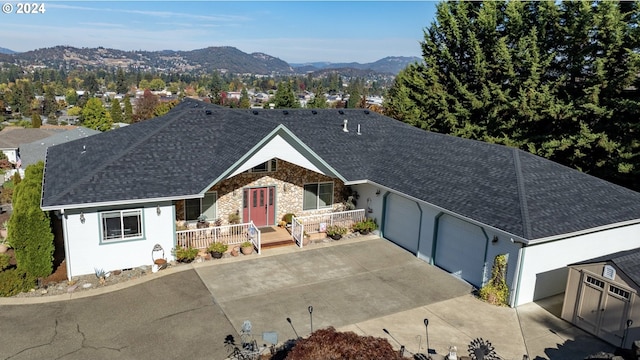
[174, 209, 366, 254]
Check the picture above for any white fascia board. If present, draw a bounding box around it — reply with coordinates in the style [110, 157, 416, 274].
[40, 194, 202, 212]
[525, 218, 640, 246]
[204, 125, 346, 191]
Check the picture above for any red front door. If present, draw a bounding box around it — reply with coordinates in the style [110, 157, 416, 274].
[243, 187, 275, 227]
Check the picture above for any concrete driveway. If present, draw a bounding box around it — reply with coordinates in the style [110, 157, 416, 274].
[0, 236, 614, 360]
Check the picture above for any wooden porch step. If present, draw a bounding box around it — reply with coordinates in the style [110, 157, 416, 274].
[261, 240, 296, 249]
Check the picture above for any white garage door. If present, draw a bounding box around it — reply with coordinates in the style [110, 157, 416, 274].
[435, 215, 486, 287]
[383, 193, 420, 254]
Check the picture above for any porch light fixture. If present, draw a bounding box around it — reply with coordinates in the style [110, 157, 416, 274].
[156, 205, 161, 216]
[80, 212, 85, 224]
[375, 189, 381, 196]
[492, 235, 499, 244]
[283, 184, 288, 192]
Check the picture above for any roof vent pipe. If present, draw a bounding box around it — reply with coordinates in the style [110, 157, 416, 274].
[343, 119, 349, 132]
[357, 124, 361, 135]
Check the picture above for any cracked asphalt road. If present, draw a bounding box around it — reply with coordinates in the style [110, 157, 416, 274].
[0, 269, 235, 360]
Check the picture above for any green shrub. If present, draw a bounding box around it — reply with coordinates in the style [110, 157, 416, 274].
[353, 218, 377, 232]
[8, 162, 54, 279]
[172, 246, 199, 262]
[479, 254, 509, 306]
[0, 269, 35, 297]
[282, 213, 296, 224]
[0, 253, 11, 270]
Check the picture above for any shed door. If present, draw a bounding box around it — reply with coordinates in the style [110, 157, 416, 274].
[383, 193, 420, 254]
[575, 272, 632, 346]
[435, 215, 486, 287]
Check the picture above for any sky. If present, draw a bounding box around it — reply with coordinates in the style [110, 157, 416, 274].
[0, 1, 438, 64]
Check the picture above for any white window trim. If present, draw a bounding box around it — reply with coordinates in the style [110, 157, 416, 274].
[303, 181, 334, 211]
[101, 209, 144, 244]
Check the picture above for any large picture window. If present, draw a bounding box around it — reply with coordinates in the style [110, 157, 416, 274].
[184, 192, 217, 221]
[102, 209, 143, 242]
[303, 182, 333, 210]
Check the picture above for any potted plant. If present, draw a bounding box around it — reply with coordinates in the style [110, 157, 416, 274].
[228, 212, 241, 225]
[240, 241, 254, 255]
[326, 225, 347, 240]
[197, 214, 209, 229]
[207, 241, 228, 259]
[172, 245, 199, 263]
[353, 218, 377, 235]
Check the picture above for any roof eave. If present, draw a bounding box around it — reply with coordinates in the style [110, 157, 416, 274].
[526, 218, 640, 246]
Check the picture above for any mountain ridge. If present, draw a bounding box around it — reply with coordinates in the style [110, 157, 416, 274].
[0, 45, 417, 75]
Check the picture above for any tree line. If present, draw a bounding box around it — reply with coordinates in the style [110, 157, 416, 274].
[385, 0, 640, 192]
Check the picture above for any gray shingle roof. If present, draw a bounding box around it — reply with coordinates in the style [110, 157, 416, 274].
[41, 98, 640, 241]
[19, 127, 101, 167]
[570, 248, 640, 288]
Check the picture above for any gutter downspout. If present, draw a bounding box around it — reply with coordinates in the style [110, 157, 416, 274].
[512, 245, 526, 307]
[60, 209, 72, 280]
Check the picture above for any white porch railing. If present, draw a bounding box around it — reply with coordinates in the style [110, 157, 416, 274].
[176, 221, 261, 254]
[292, 209, 366, 248]
[291, 217, 304, 248]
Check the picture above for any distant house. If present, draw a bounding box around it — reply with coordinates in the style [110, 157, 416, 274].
[40, 98, 640, 308]
[18, 127, 101, 167]
[0, 127, 64, 165]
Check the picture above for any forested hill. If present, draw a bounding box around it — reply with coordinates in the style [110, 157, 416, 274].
[0, 45, 417, 76]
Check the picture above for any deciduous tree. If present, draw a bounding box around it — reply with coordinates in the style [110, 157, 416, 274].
[82, 97, 112, 131]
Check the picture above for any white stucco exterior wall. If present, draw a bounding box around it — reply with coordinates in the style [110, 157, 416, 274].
[62, 203, 175, 278]
[515, 223, 640, 306]
[352, 182, 522, 306]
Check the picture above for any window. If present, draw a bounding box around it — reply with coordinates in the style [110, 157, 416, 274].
[303, 182, 333, 210]
[247, 159, 277, 173]
[102, 210, 143, 242]
[585, 275, 604, 289]
[184, 192, 217, 221]
[609, 285, 631, 300]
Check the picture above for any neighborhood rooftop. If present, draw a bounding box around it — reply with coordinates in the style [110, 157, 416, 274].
[41, 98, 640, 242]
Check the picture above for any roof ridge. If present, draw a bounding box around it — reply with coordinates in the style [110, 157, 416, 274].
[45, 111, 182, 206]
[512, 148, 533, 239]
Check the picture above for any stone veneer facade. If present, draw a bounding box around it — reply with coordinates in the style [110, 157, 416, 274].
[175, 159, 347, 225]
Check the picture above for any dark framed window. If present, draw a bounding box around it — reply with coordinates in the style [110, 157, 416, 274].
[303, 182, 333, 210]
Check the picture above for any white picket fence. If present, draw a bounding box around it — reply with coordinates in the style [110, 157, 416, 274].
[292, 209, 365, 248]
[176, 221, 261, 254]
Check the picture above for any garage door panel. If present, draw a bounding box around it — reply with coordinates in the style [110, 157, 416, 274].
[435, 215, 486, 287]
[384, 194, 420, 254]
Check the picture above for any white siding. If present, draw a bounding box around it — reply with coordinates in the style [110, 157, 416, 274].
[516, 223, 640, 306]
[63, 203, 175, 278]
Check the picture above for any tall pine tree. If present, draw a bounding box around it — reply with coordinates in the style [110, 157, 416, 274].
[385, 0, 640, 191]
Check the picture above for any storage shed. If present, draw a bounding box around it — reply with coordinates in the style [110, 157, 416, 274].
[561, 248, 640, 348]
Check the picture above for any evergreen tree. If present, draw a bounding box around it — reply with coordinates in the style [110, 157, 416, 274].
[385, 0, 640, 191]
[239, 88, 251, 109]
[308, 85, 328, 108]
[273, 81, 300, 108]
[31, 113, 41, 128]
[116, 68, 128, 94]
[7, 161, 54, 279]
[82, 97, 112, 131]
[42, 86, 57, 117]
[123, 95, 133, 124]
[110, 98, 123, 124]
